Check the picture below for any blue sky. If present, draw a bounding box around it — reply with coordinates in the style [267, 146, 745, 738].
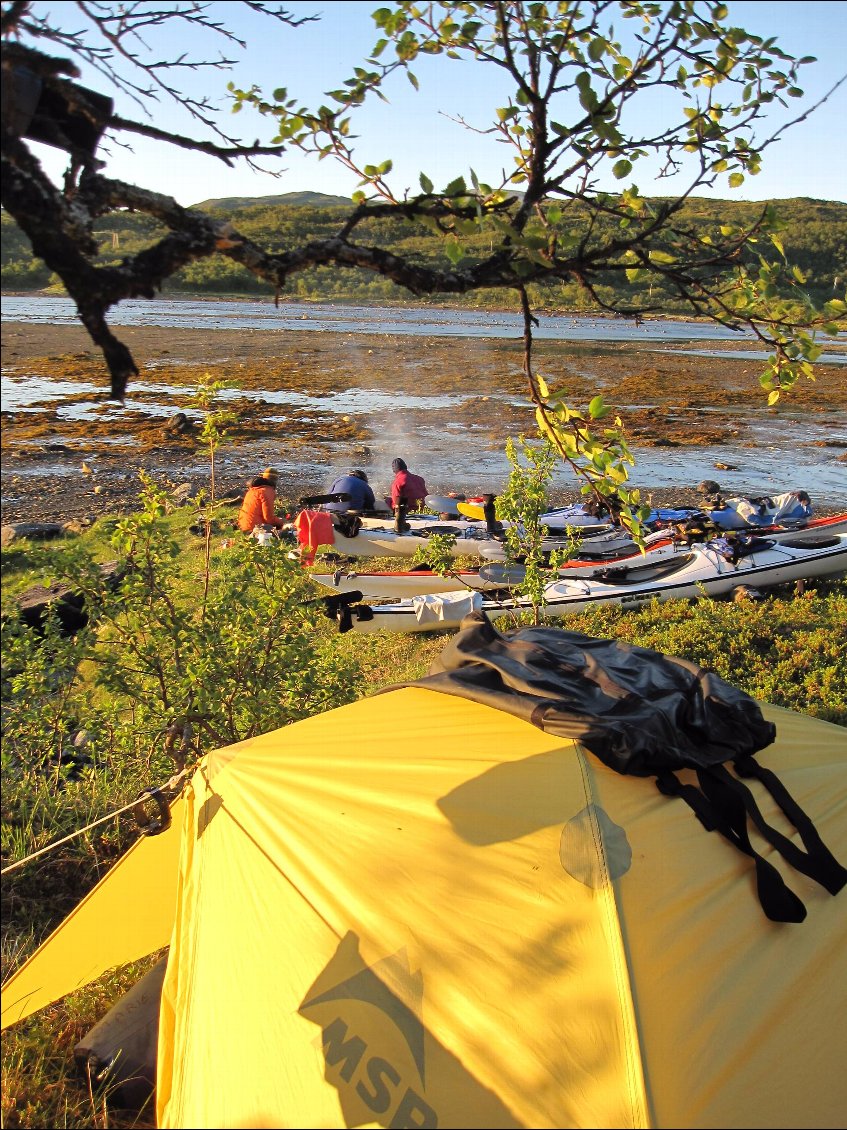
[30, 0, 847, 206]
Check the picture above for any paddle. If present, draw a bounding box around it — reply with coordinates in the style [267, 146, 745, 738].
[426, 494, 465, 517]
[477, 563, 527, 586]
[298, 492, 352, 507]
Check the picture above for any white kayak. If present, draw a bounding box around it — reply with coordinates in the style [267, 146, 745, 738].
[297, 506, 847, 564]
[309, 531, 681, 598]
[310, 515, 847, 600]
[359, 502, 612, 533]
[424, 494, 466, 518]
[296, 514, 619, 560]
[473, 511, 847, 562]
[328, 531, 847, 634]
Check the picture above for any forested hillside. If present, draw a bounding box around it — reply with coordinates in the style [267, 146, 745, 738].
[3, 192, 844, 312]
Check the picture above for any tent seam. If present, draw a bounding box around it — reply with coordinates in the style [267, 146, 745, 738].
[574, 743, 653, 1129]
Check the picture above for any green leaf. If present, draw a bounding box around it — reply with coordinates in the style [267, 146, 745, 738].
[589, 396, 612, 420]
[612, 159, 632, 180]
[728, 172, 745, 188]
[419, 172, 433, 194]
[444, 235, 464, 265]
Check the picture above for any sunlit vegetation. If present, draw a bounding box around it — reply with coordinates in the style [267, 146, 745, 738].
[3, 194, 845, 310]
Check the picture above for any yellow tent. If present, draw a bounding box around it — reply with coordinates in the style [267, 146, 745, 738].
[1, 795, 183, 1029]
[3, 677, 846, 1128]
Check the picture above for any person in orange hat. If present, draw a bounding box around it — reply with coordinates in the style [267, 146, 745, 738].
[237, 467, 287, 534]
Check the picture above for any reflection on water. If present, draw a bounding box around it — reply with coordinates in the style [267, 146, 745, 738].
[0, 373, 492, 419]
[3, 294, 761, 342]
[655, 347, 846, 366]
[7, 428, 845, 504]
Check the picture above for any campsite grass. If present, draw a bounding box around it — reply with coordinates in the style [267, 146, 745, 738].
[1, 509, 845, 1129]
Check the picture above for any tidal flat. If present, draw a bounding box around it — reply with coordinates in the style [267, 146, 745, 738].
[2, 317, 846, 524]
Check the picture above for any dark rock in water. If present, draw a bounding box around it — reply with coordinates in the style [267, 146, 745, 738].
[162, 411, 194, 436]
[697, 479, 722, 495]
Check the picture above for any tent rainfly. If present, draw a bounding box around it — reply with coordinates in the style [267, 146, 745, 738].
[3, 621, 846, 1130]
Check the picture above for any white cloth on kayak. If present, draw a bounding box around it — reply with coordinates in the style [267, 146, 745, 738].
[412, 590, 483, 625]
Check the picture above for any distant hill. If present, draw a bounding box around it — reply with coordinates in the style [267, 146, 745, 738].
[3, 194, 844, 310]
[192, 191, 351, 211]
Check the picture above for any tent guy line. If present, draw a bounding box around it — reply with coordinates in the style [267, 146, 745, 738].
[0, 768, 190, 877]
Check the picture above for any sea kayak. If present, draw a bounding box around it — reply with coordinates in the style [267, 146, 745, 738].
[309, 531, 679, 598]
[327, 531, 847, 634]
[295, 511, 619, 561]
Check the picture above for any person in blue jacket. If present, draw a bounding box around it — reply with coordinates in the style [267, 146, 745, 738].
[324, 469, 377, 513]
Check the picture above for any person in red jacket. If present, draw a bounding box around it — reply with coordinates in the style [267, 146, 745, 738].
[388, 457, 428, 511]
[237, 468, 287, 534]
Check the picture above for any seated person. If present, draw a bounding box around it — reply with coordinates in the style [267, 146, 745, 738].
[324, 469, 376, 512]
[388, 457, 428, 511]
[237, 467, 287, 533]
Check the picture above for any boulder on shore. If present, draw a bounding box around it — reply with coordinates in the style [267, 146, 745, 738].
[10, 561, 126, 634]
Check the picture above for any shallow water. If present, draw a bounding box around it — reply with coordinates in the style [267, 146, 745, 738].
[3, 296, 845, 510]
[0, 294, 764, 342]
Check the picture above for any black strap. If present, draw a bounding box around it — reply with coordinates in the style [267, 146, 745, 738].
[731, 757, 847, 895]
[693, 765, 808, 923]
[657, 769, 805, 922]
[656, 758, 846, 923]
[656, 770, 718, 831]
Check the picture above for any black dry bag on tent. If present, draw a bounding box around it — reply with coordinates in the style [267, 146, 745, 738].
[410, 613, 847, 924]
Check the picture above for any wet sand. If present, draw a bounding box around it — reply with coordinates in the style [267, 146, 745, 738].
[2, 319, 846, 524]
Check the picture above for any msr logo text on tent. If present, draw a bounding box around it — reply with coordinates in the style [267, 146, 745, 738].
[299, 941, 438, 1129]
[319, 1016, 438, 1128]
